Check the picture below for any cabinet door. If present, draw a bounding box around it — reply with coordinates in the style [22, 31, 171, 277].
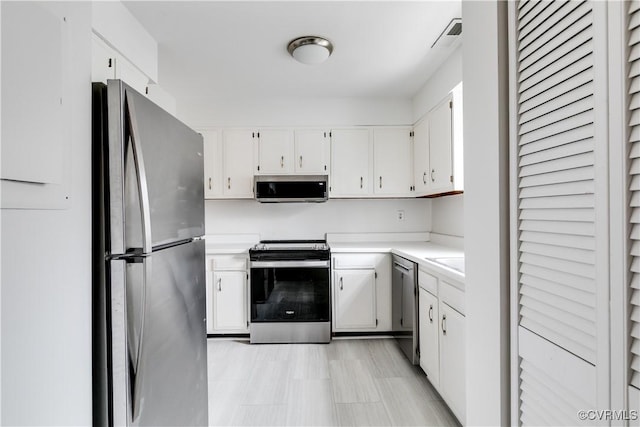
[429, 96, 453, 193]
[257, 129, 293, 174]
[222, 129, 255, 198]
[419, 287, 440, 388]
[203, 130, 222, 198]
[373, 128, 413, 196]
[413, 118, 430, 195]
[439, 301, 466, 423]
[294, 129, 328, 174]
[91, 35, 116, 83]
[212, 271, 247, 331]
[334, 269, 377, 330]
[206, 270, 214, 334]
[330, 129, 372, 197]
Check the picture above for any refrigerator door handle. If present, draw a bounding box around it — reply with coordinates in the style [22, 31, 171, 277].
[125, 92, 153, 254]
[111, 256, 151, 425]
[110, 258, 131, 426]
[130, 256, 151, 423]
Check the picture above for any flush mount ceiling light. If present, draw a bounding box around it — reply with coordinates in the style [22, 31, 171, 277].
[287, 36, 333, 65]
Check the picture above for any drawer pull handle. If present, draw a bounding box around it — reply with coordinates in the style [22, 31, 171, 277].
[339, 277, 343, 290]
[360, 177, 363, 189]
[379, 176, 382, 189]
[227, 177, 231, 189]
[423, 172, 427, 184]
[428, 305, 433, 323]
[208, 177, 212, 190]
[281, 156, 284, 168]
[217, 278, 222, 292]
[299, 156, 303, 168]
[431, 169, 435, 182]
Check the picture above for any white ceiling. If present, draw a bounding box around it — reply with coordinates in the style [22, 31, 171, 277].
[123, 1, 462, 102]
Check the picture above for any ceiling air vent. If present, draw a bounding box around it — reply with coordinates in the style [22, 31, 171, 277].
[431, 18, 462, 48]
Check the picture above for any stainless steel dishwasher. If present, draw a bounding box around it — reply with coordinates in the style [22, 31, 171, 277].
[392, 255, 419, 364]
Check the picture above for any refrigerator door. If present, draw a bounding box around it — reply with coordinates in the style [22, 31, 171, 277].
[109, 239, 208, 426]
[104, 80, 204, 255]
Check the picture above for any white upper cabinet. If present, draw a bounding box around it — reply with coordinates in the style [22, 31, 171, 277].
[222, 129, 255, 198]
[202, 130, 222, 199]
[413, 88, 463, 197]
[294, 129, 329, 174]
[256, 129, 294, 174]
[330, 128, 372, 197]
[429, 95, 454, 193]
[373, 127, 413, 196]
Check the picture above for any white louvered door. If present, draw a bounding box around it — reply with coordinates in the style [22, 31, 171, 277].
[629, 0, 640, 406]
[510, 1, 609, 425]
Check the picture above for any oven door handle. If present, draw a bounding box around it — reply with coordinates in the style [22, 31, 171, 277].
[250, 260, 330, 268]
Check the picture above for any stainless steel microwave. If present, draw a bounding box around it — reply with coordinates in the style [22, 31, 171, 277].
[254, 175, 328, 203]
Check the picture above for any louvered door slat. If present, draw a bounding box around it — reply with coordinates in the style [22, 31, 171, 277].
[519, 110, 593, 146]
[630, 0, 640, 391]
[520, 151, 595, 177]
[519, 126, 593, 155]
[520, 240, 595, 263]
[520, 229, 595, 250]
[520, 263, 595, 292]
[519, 180, 594, 198]
[517, 1, 562, 41]
[521, 274, 595, 307]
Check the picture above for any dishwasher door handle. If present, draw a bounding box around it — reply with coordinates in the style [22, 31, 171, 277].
[393, 262, 412, 273]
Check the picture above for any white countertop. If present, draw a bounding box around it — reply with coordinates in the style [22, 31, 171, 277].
[205, 243, 252, 255]
[330, 241, 465, 283]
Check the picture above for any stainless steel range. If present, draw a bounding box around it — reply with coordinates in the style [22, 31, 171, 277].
[249, 240, 331, 343]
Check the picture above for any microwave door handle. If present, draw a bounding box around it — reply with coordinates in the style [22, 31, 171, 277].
[125, 93, 152, 254]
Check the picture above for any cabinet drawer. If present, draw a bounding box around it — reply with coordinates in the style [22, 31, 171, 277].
[209, 255, 247, 271]
[333, 253, 385, 269]
[440, 280, 465, 315]
[418, 268, 438, 296]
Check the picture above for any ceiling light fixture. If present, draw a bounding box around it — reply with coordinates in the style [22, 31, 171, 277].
[287, 36, 333, 65]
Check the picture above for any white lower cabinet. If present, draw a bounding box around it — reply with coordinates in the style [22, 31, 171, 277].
[332, 253, 391, 332]
[206, 254, 249, 334]
[418, 287, 440, 388]
[334, 269, 377, 329]
[418, 268, 465, 424]
[439, 300, 466, 422]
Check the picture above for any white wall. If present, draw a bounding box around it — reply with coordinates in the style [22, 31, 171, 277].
[431, 194, 464, 238]
[412, 46, 462, 123]
[462, 1, 510, 425]
[0, 2, 93, 425]
[179, 96, 413, 129]
[205, 198, 431, 240]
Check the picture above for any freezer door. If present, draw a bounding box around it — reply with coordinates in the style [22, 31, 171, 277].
[108, 240, 208, 426]
[104, 80, 204, 254]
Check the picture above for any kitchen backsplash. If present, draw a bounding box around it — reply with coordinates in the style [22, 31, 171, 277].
[205, 198, 432, 240]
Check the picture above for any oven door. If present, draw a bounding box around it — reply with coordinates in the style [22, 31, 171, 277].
[250, 260, 330, 323]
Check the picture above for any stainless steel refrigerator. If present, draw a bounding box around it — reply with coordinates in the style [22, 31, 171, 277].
[92, 80, 208, 426]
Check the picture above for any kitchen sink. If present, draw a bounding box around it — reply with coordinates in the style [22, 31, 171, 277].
[426, 257, 465, 274]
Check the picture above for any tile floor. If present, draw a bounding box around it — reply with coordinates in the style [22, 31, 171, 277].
[207, 338, 461, 426]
